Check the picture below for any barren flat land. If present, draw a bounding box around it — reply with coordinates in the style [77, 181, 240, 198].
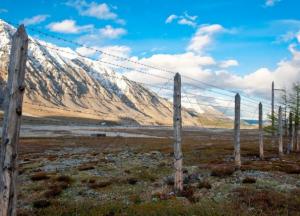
[5, 115, 300, 216]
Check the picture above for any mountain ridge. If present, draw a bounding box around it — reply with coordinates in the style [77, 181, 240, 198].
[0, 20, 229, 126]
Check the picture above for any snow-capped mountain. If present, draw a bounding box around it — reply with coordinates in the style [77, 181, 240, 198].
[0, 20, 227, 126]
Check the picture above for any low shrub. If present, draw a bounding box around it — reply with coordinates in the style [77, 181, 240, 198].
[198, 180, 212, 189]
[211, 165, 235, 177]
[33, 200, 51, 209]
[30, 172, 50, 181]
[242, 177, 256, 184]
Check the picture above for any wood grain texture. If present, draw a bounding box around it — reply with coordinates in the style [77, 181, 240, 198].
[234, 93, 241, 170]
[259, 102, 264, 160]
[0, 25, 28, 216]
[173, 73, 183, 192]
[278, 106, 283, 157]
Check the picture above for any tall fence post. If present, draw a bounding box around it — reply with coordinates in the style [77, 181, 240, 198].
[0, 25, 28, 216]
[173, 73, 183, 192]
[259, 102, 264, 159]
[278, 106, 283, 157]
[288, 112, 294, 154]
[271, 81, 275, 144]
[296, 91, 300, 152]
[234, 93, 241, 170]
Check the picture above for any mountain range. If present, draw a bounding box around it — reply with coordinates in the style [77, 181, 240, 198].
[0, 20, 230, 127]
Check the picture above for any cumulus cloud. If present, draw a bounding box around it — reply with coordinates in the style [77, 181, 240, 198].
[20, 15, 49, 26]
[76, 25, 127, 46]
[76, 46, 98, 57]
[178, 18, 197, 27]
[265, 0, 281, 7]
[124, 44, 300, 100]
[124, 52, 216, 85]
[47, 19, 93, 34]
[67, 0, 125, 24]
[187, 24, 224, 54]
[165, 12, 197, 27]
[165, 15, 178, 24]
[219, 60, 239, 68]
[76, 45, 131, 60]
[118, 21, 300, 102]
[99, 25, 127, 39]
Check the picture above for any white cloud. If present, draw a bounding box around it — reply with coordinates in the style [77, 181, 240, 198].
[99, 45, 131, 59]
[187, 24, 224, 54]
[81, 2, 117, 19]
[76, 46, 98, 57]
[219, 60, 239, 68]
[297, 32, 300, 43]
[165, 14, 178, 23]
[76, 45, 131, 60]
[76, 25, 127, 45]
[98, 45, 132, 69]
[178, 18, 196, 27]
[124, 52, 216, 85]
[165, 12, 197, 27]
[99, 25, 127, 39]
[276, 31, 296, 43]
[124, 44, 300, 100]
[67, 0, 124, 24]
[184, 12, 197, 21]
[47, 19, 93, 34]
[265, 0, 281, 7]
[20, 15, 49, 26]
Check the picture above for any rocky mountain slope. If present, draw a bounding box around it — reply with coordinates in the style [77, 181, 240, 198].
[0, 20, 229, 126]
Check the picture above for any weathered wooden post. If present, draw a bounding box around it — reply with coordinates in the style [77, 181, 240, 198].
[173, 73, 183, 192]
[0, 25, 28, 216]
[271, 82, 275, 144]
[259, 102, 264, 159]
[296, 91, 300, 152]
[234, 93, 241, 170]
[288, 112, 294, 154]
[278, 106, 283, 157]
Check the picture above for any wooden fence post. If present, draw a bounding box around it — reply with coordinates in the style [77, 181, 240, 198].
[295, 91, 299, 152]
[173, 73, 183, 192]
[288, 112, 294, 154]
[259, 102, 264, 159]
[0, 25, 28, 216]
[271, 81, 275, 144]
[234, 93, 241, 170]
[278, 106, 283, 157]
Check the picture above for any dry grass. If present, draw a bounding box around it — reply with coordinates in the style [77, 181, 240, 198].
[89, 180, 112, 189]
[55, 175, 73, 184]
[30, 172, 50, 181]
[233, 187, 288, 215]
[242, 177, 256, 184]
[77, 164, 95, 171]
[198, 180, 212, 189]
[211, 165, 235, 177]
[15, 130, 300, 215]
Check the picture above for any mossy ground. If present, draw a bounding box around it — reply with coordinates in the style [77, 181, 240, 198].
[16, 129, 300, 216]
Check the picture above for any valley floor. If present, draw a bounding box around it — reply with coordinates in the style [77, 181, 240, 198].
[13, 127, 300, 216]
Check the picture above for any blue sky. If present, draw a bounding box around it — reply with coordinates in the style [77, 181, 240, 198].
[1, 0, 300, 101]
[0, 0, 299, 73]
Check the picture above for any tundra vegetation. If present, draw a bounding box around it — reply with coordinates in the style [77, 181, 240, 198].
[11, 126, 300, 216]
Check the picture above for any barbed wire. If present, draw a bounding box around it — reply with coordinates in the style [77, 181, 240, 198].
[0, 24, 283, 130]
[1, 18, 282, 107]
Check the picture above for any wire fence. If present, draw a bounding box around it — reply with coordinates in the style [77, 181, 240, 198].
[0, 21, 297, 215]
[0, 22, 283, 132]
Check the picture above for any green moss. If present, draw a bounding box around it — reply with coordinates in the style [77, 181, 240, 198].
[30, 199, 245, 216]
